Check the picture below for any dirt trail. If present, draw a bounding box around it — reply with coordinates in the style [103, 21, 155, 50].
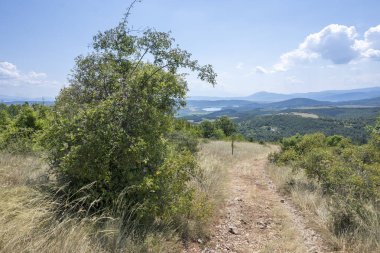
[186, 143, 329, 253]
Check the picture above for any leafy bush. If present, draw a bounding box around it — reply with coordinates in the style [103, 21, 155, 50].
[40, 13, 217, 234]
[0, 104, 50, 153]
[271, 126, 380, 241]
[167, 130, 199, 153]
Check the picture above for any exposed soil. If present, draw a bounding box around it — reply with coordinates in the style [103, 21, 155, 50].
[184, 144, 331, 253]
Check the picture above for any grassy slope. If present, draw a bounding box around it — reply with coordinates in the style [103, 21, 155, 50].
[0, 142, 235, 253]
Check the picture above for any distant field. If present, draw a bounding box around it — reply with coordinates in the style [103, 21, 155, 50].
[284, 112, 319, 118]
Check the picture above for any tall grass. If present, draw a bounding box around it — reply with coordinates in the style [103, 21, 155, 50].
[0, 152, 183, 253]
[0, 141, 237, 252]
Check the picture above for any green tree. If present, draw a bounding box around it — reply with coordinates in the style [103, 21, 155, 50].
[0, 110, 10, 129]
[14, 106, 40, 130]
[370, 116, 380, 148]
[199, 120, 216, 138]
[0, 105, 42, 153]
[41, 12, 216, 221]
[214, 116, 236, 136]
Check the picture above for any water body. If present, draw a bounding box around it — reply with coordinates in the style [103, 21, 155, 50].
[203, 107, 222, 112]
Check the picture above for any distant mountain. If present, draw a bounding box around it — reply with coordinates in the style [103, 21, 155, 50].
[246, 87, 380, 102]
[189, 87, 380, 103]
[2, 100, 55, 105]
[244, 91, 291, 102]
[335, 96, 380, 107]
[0, 95, 55, 104]
[0, 95, 30, 102]
[263, 98, 332, 109]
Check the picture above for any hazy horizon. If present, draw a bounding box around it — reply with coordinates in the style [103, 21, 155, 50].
[1, 0, 380, 98]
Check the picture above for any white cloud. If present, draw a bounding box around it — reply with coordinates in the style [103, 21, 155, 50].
[0, 62, 20, 79]
[255, 66, 272, 74]
[257, 24, 380, 73]
[273, 49, 319, 71]
[357, 24, 380, 61]
[303, 24, 359, 64]
[0, 61, 57, 87]
[28, 71, 48, 79]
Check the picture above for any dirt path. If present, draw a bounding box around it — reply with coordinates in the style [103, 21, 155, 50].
[185, 143, 329, 253]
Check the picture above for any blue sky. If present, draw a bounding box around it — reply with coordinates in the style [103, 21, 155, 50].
[1, 0, 380, 99]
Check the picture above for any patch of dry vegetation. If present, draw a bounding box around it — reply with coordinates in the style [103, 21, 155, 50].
[194, 140, 271, 215]
[0, 152, 186, 253]
[184, 140, 237, 240]
[0, 153, 103, 253]
[266, 163, 380, 252]
[0, 141, 235, 252]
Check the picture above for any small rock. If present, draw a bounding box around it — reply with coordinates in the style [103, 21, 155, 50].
[240, 219, 247, 225]
[280, 199, 285, 203]
[257, 221, 267, 229]
[197, 238, 203, 244]
[228, 225, 239, 235]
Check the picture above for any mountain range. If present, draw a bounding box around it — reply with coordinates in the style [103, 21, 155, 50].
[0, 95, 54, 103]
[2, 87, 380, 106]
[190, 86, 380, 102]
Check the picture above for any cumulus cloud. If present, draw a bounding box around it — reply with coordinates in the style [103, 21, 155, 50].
[0, 61, 56, 87]
[357, 24, 380, 61]
[0, 62, 20, 79]
[257, 24, 380, 73]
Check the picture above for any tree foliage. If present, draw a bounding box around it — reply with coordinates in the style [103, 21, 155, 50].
[214, 116, 236, 136]
[40, 13, 216, 223]
[0, 103, 50, 153]
[238, 114, 372, 143]
[199, 116, 239, 139]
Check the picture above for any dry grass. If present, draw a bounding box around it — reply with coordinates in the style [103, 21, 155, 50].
[186, 141, 273, 241]
[185, 140, 237, 239]
[0, 153, 48, 186]
[0, 153, 105, 253]
[261, 208, 308, 253]
[0, 141, 238, 253]
[266, 163, 380, 253]
[0, 152, 183, 253]
[195, 140, 271, 208]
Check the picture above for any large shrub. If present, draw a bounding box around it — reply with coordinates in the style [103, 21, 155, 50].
[41, 15, 216, 224]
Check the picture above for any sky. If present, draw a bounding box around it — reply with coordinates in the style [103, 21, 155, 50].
[1, 0, 380, 99]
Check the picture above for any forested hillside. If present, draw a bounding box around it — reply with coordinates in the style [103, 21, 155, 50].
[237, 114, 374, 143]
